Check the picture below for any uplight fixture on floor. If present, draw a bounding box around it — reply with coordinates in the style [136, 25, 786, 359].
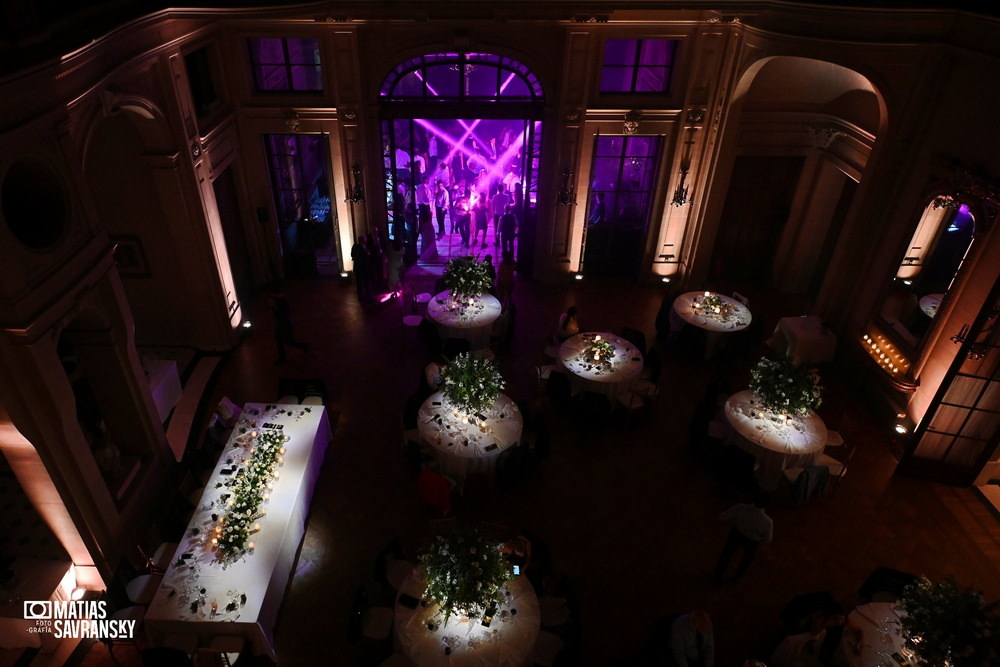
[573, 273, 584, 281]
[241, 320, 253, 329]
[660, 276, 672, 283]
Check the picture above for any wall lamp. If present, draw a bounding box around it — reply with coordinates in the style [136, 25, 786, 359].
[558, 168, 576, 206]
[345, 164, 365, 204]
[671, 161, 692, 206]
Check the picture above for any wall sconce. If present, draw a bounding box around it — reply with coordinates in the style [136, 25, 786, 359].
[671, 161, 692, 206]
[345, 164, 365, 205]
[950, 318, 996, 362]
[558, 168, 576, 206]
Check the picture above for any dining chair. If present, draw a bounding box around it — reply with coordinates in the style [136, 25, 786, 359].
[125, 572, 163, 605]
[825, 429, 845, 447]
[101, 604, 145, 656]
[732, 291, 750, 307]
[162, 632, 198, 660]
[531, 630, 566, 667]
[196, 635, 244, 667]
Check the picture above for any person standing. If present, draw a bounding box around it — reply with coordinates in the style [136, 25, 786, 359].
[271, 287, 308, 363]
[491, 187, 510, 246]
[670, 609, 715, 667]
[351, 235, 372, 304]
[434, 179, 450, 236]
[499, 203, 518, 255]
[714, 492, 773, 582]
[472, 194, 489, 248]
[497, 250, 516, 308]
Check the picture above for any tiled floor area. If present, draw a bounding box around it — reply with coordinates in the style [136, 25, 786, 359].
[72, 262, 1000, 667]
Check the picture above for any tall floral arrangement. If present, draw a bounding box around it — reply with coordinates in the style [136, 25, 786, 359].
[443, 256, 493, 299]
[748, 355, 822, 416]
[441, 353, 504, 414]
[420, 529, 514, 623]
[898, 576, 1000, 667]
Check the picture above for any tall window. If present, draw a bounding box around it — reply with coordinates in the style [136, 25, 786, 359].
[582, 135, 662, 277]
[600, 39, 678, 94]
[249, 37, 322, 92]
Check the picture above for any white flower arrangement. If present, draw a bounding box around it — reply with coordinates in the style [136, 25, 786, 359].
[443, 256, 493, 299]
[420, 529, 514, 624]
[748, 355, 822, 416]
[441, 353, 504, 414]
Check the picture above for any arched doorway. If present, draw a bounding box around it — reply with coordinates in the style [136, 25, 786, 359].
[379, 52, 544, 269]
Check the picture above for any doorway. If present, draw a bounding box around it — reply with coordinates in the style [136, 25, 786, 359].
[581, 134, 663, 278]
[379, 52, 544, 271]
[263, 133, 339, 278]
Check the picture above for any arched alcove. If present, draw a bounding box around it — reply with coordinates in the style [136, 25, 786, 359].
[707, 56, 884, 295]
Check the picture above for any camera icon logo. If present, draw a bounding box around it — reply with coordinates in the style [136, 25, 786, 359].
[24, 601, 52, 619]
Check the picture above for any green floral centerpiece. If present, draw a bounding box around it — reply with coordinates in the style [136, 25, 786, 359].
[700, 294, 724, 309]
[898, 576, 1000, 667]
[749, 355, 822, 416]
[587, 336, 615, 362]
[420, 529, 514, 623]
[441, 352, 505, 414]
[443, 256, 493, 299]
[212, 428, 286, 561]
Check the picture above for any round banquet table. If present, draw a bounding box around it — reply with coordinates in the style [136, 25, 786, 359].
[395, 567, 540, 667]
[417, 391, 523, 487]
[919, 293, 943, 318]
[722, 390, 828, 491]
[673, 291, 752, 358]
[557, 332, 644, 396]
[427, 289, 502, 352]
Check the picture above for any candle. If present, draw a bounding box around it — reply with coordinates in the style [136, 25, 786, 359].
[247, 542, 255, 550]
[704, 291, 711, 297]
[211, 538, 218, 545]
[594, 334, 601, 341]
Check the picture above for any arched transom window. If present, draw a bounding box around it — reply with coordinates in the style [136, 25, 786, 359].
[380, 53, 543, 102]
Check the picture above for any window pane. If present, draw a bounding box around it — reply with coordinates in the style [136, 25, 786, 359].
[290, 64, 322, 91]
[603, 39, 638, 66]
[500, 75, 530, 97]
[600, 68, 634, 93]
[634, 67, 667, 93]
[467, 65, 498, 97]
[592, 158, 620, 190]
[625, 136, 658, 156]
[424, 65, 460, 98]
[595, 135, 624, 157]
[943, 436, 987, 467]
[257, 65, 289, 91]
[286, 38, 319, 64]
[640, 39, 674, 66]
[251, 38, 285, 64]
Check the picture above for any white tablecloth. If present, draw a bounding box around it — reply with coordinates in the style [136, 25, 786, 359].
[842, 602, 907, 667]
[557, 332, 643, 396]
[418, 392, 522, 485]
[144, 403, 331, 659]
[767, 316, 837, 365]
[427, 290, 503, 352]
[672, 292, 752, 333]
[723, 390, 827, 491]
[395, 568, 540, 667]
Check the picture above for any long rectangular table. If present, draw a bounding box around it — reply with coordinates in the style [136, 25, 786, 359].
[144, 402, 331, 659]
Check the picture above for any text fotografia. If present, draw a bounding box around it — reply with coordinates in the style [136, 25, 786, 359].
[23, 601, 136, 640]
